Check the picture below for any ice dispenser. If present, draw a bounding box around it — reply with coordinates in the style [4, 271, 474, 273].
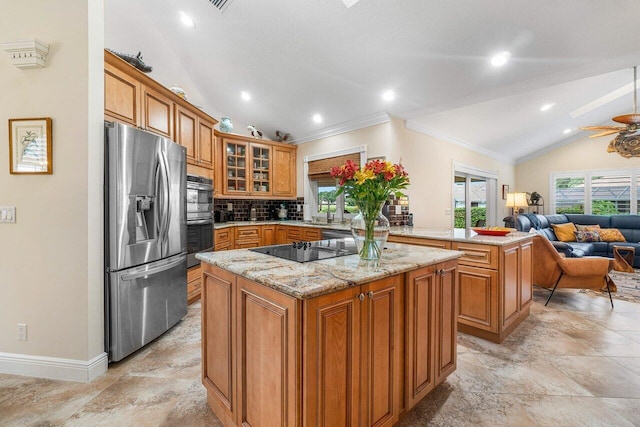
[131, 195, 156, 242]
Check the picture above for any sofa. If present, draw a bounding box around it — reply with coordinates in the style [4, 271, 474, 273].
[516, 213, 640, 268]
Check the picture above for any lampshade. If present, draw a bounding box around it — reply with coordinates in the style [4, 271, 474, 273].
[505, 192, 528, 208]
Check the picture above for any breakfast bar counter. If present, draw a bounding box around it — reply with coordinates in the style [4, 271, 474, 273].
[197, 243, 463, 426]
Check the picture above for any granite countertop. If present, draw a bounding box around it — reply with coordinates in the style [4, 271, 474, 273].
[214, 220, 534, 246]
[196, 243, 463, 300]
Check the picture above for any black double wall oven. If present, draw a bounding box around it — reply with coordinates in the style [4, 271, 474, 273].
[186, 174, 213, 268]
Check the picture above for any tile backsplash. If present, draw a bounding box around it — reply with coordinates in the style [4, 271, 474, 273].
[214, 197, 305, 222]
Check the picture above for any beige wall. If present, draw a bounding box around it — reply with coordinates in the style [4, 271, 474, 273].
[297, 117, 516, 228]
[0, 0, 104, 364]
[515, 135, 637, 212]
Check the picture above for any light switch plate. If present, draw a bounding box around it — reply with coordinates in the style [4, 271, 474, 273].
[0, 206, 16, 223]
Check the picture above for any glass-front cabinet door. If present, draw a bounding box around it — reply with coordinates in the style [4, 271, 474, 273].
[251, 144, 271, 195]
[224, 139, 248, 194]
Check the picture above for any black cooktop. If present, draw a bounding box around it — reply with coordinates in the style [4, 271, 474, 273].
[249, 238, 358, 263]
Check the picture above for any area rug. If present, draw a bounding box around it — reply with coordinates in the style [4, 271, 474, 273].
[582, 269, 640, 303]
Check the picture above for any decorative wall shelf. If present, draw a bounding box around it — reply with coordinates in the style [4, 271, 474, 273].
[1, 39, 49, 69]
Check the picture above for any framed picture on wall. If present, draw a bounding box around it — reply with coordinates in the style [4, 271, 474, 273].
[502, 184, 509, 200]
[8, 117, 52, 174]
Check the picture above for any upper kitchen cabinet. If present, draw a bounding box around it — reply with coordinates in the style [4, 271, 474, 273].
[104, 50, 217, 177]
[104, 61, 140, 126]
[215, 131, 297, 199]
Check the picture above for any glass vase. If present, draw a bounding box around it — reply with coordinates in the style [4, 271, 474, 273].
[350, 200, 390, 260]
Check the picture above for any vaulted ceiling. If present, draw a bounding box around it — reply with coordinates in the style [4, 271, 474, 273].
[105, 0, 640, 164]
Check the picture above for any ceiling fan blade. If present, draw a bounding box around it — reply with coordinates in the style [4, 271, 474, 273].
[580, 125, 625, 131]
[587, 129, 622, 138]
[612, 113, 640, 125]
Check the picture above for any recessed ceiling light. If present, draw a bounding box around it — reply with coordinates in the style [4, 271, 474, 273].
[382, 90, 395, 101]
[490, 51, 511, 67]
[179, 11, 196, 28]
[312, 114, 323, 124]
[241, 91, 251, 101]
[563, 128, 572, 135]
[540, 103, 556, 112]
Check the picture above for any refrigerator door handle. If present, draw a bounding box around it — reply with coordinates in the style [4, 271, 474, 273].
[120, 254, 186, 281]
[156, 149, 170, 254]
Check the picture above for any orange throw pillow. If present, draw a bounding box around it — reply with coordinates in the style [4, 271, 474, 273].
[598, 228, 626, 242]
[551, 222, 577, 242]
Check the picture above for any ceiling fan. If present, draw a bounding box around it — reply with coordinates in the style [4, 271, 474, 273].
[581, 66, 640, 158]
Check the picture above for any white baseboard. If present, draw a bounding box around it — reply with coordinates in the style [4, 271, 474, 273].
[0, 351, 108, 383]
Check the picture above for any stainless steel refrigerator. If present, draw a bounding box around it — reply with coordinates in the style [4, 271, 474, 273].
[104, 121, 188, 362]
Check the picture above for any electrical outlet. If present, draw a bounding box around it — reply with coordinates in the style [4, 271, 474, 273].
[296, 204, 301, 212]
[227, 203, 233, 211]
[17, 323, 27, 341]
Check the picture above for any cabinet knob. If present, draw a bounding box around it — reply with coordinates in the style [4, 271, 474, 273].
[357, 293, 365, 301]
[367, 291, 374, 299]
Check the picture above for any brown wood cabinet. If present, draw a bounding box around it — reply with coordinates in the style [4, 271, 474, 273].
[262, 225, 276, 246]
[215, 228, 234, 251]
[104, 50, 217, 178]
[454, 240, 533, 343]
[234, 225, 261, 249]
[214, 131, 297, 199]
[389, 234, 533, 343]
[303, 275, 404, 427]
[187, 264, 202, 304]
[272, 145, 297, 198]
[405, 260, 457, 410]
[202, 257, 458, 427]
[104, 61, 140, 126]
[141, 85, 173, 139]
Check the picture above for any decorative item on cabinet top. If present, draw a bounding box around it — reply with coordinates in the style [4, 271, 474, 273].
[220, 117, 233, 133]
[106, 49, 152, 72]
[247, 125, 263, 139]
[169, 84, 187, 100]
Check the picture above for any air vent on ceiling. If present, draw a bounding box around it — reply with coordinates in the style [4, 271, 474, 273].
[208, 0, 234, 12]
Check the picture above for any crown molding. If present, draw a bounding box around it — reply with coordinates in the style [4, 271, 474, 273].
[405, 120, 515, 165]
[1, 39, 49, 69]
[292, 112, 390, 145]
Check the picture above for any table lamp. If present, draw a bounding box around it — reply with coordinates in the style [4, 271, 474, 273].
[506, 192, 528, 215]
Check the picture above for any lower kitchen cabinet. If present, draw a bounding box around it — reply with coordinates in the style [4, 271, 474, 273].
[201, 259, 458, 427]
[214, 228, 233, 251]
[404, 260, 457, 409]
[202, 265, 301, 427]
[303, 275, 403, 427]
[261, 225, 276, 246]
[187, 264, 202, 304]
[234, 226, 261, 249]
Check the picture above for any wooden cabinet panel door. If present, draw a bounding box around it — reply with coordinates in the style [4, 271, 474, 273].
[276, 225, 287, 244]
[520, 241, 533, 308]
[198, 118, 214, 169]
[175, 106, 197, 165]
[237, 277, 300, 427]
[262, 225, 276, 246]
[457, 265, 498, 332]
[361, 276, 403, 427]
[273, 146, 296, 198]
[502, 245, 520, 328]
[405, 266, 436, 410]
[202, 266, 237, 425]
[104, 63, 140, 125]
[304, 287, 361, 427]
[436, 261, 457, 383]
[142, 86, 173, 139]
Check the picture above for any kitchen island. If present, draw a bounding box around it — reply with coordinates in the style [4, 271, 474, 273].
[213, 221, 534, 344]
[197, 243, 462, 427]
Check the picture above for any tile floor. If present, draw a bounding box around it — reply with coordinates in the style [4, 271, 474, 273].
[1, 286, 640, 426]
